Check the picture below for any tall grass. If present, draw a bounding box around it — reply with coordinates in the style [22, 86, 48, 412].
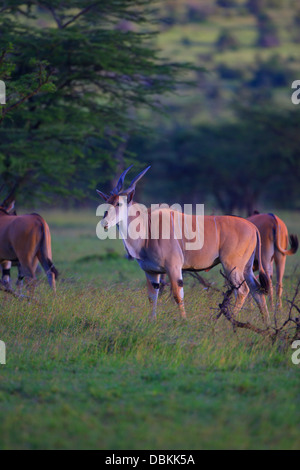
[0, 209, 299, 449]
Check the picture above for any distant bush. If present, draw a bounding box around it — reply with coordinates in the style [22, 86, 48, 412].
[216, 63, 245, 80]
[160, 1, 216, 26]
[215, 29, 240, 51]
[246, 0, 265, 15]
[160, 15, 176, 27]
[265, 0, 284, 7]
[181, 36, 193, 47]
[248, 55, 293, 87]
[256, 13, 281, 47]
[216, 0, 239, 7]
[292, 11, 300, 43]
[294, 10, 300, 27]
[247, 0, 283, 13]
[185, 4, 215, 23]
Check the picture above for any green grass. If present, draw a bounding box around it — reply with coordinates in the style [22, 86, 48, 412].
[0, 209, 299, 450]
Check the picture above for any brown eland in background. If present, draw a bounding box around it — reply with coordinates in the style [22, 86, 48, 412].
[97, 167, 271, 324]
[0, 190, 58, 294]
[248, 212, 298, 309]
[0, 200, 21, 290]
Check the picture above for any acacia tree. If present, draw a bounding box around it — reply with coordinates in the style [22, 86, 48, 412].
[0, 1, 187, 202]
[129, 106, 300, 213]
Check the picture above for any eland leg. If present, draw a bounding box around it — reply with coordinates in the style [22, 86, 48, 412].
[146, 273, 160, 319]
[167, 267, 186, 319]
[1, 261, 12, 290]
[260, 247, 274, 311]
[274, 252, 286, 309]
[17, 254, 38, 297]
[223, 265, 250, 316]
[159, 273, 168, 295]
[244, 254, 271, 326]
[37, 251, 57, 293]
[22, 267, 36, 296]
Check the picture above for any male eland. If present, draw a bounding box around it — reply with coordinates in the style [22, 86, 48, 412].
[97, 167, 270, 324]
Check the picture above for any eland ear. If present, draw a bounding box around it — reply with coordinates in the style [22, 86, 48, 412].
[127, 189, 135, 204]
[5, 200, 15, 213]
[96, 190, 109, 201]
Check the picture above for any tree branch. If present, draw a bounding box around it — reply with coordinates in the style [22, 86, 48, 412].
[187, 271, 220, 292]
[62, 3, 100, 29]
[0, 64, 53, 125]
[217, 270, 300, 343]
[45, 4, 63, 29]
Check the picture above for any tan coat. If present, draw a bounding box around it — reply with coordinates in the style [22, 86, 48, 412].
[248, 212, 298, 308]
[0, 208, 57, 292]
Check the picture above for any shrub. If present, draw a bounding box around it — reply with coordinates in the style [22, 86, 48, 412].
[246, 0, 266, 15]
[256, 13, 281, 48]
[216, 63, 244, 80]
[185, 4, 215, 23]
[216, 29, 240, 51]
[248, 55, 293, 87]
[292, 11, 300, 43]
[216, 0, 238, 7]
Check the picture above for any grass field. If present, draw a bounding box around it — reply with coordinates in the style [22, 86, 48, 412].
[0, 208, 299, 450]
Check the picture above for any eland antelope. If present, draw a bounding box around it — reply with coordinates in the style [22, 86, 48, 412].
[97, 167, 270, 324]
[0, 200, 21, 290]
[0, 197, 58, 293]
[247, 212, 298, 308]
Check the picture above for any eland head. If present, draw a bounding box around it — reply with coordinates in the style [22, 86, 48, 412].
[96, 165, 150, 231]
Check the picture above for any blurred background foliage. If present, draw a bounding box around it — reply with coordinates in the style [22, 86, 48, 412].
[0, 0, 299, 213]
